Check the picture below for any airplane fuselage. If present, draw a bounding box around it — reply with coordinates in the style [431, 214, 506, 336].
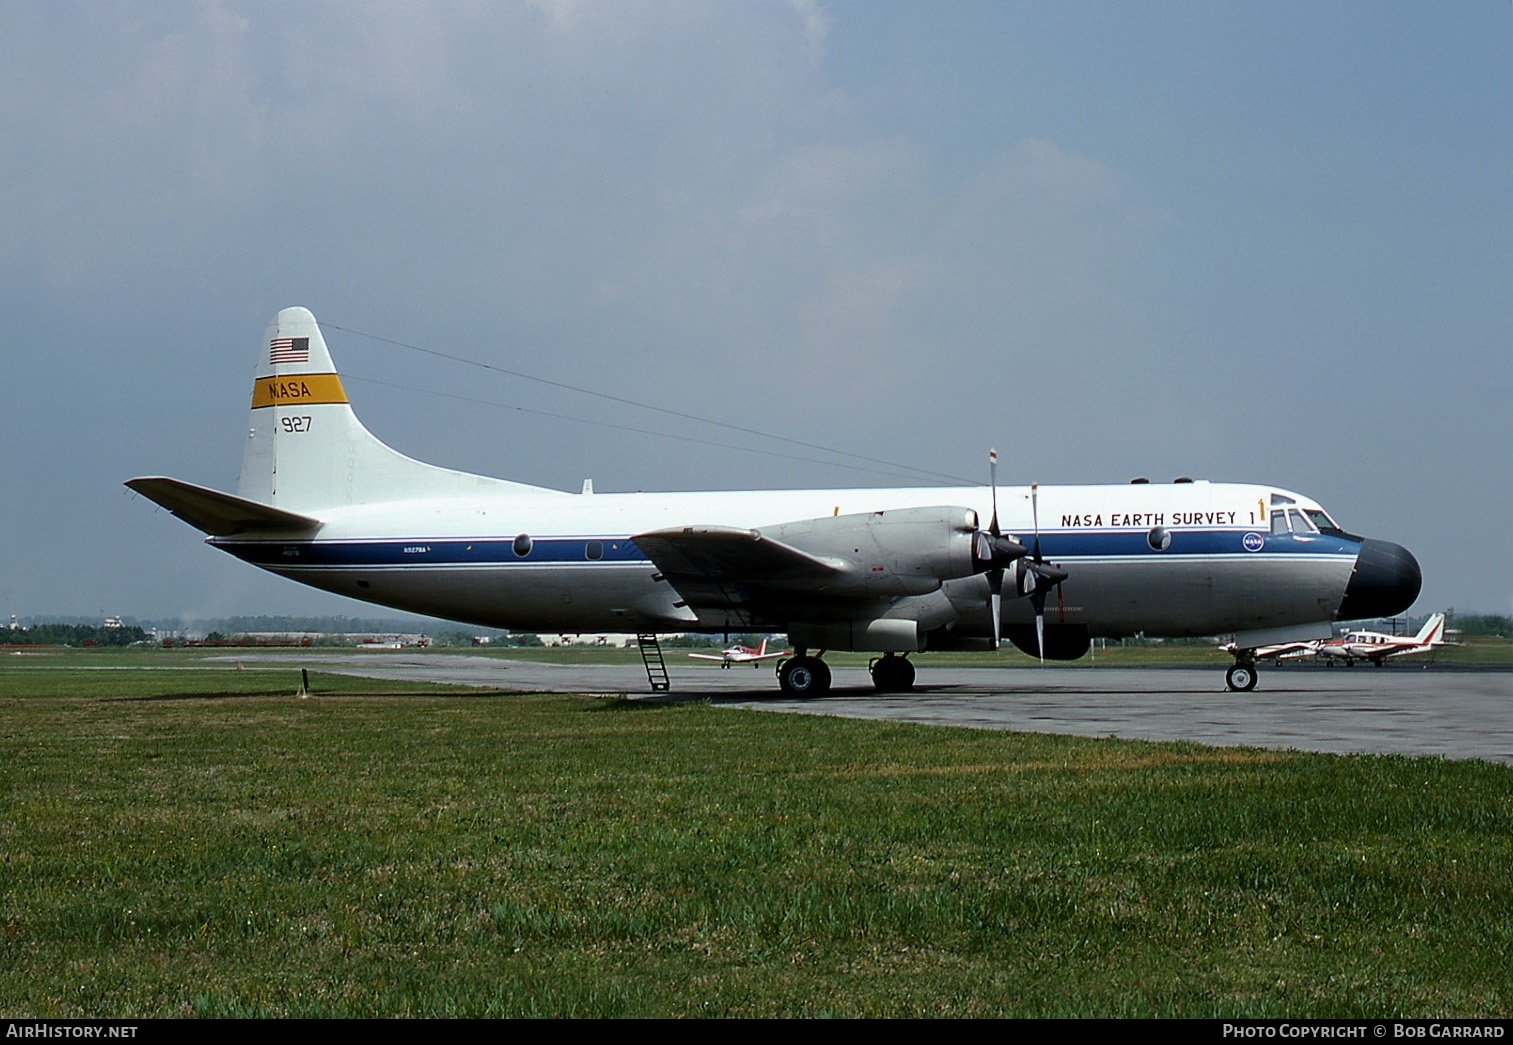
[209, 480, 1358, 640]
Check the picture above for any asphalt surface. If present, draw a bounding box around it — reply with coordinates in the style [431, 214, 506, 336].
[221, 652, 1513, 765]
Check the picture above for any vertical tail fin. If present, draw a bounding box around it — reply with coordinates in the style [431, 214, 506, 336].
[237, 308, 555, 511]
[1415, 612, 1447, 646]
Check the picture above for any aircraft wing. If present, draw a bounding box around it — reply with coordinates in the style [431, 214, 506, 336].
[1263, 642, 1320, 660]
[126, 477, 322, 537]
[634, 506, 985, 633]
[1384, 643, 1458, 658]
[633, 525, 848, 629]
[1223, 640, 1318, 661]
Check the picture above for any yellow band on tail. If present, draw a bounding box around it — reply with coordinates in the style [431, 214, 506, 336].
[250, 373, 348, 409]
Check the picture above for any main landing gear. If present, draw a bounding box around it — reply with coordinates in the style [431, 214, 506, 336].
[775, 650, 918, 697]
[868, 653, 915, 693]
[777, 651, 831, 698]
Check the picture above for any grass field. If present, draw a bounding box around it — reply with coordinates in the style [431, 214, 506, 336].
[1, 650, 1509, 1017]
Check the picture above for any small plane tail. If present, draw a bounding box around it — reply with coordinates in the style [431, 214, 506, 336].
[237, 307, 554, 512]
[1415, 612, 1448, 647]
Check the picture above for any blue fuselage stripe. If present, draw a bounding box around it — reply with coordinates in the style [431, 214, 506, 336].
[211, 529, 1360, 570]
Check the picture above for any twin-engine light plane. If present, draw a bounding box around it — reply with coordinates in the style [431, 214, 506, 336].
[127, 308, 1421, 696]
[1316, 613, 1451, 666]
[1244, 612, 1452, 667]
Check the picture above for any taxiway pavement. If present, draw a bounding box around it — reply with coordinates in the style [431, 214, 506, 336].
[221, 652, 1513, 765]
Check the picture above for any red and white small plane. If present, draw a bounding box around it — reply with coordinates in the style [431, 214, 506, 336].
[688, 638, 791, 669]
[1314, 613, 1451, 666]
[1238, 612, 1451, 667]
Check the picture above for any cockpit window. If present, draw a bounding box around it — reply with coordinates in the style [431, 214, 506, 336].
[1271, 508, 1321, 535]
[1266, 494, 1349, 538]
[1304, 509, 1342, 535]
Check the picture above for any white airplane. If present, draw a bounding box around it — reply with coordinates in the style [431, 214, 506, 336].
[127, 308, 1422, 697]
[1240, 611, 1451, 667]
[1314, 612, 1451, 666]
[688, 638, 791, 668]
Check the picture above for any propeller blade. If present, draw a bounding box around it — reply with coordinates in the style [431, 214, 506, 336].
[989, 572, 1002, 650]
[989, 449, 1000, 536]
[1026, 570, 1048, 664]
[1030, 482, 1040, 553]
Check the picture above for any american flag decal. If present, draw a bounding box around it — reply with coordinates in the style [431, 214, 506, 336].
[269, 337, 310, 365]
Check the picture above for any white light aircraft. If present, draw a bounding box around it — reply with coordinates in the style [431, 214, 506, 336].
[1315, 613, 1451, 666]
[688, 638, 791, 669]
[127, 308, 1422, 696]
[1238, 611, 1450, 667]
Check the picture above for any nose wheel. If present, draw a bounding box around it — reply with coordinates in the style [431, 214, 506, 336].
[1226, 662, 1258, 692]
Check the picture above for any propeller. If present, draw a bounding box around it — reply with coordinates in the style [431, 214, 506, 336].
[976, 454, 1070, 659]
[1018, 482, 1069, 664]
[978, 449, 1028, 649]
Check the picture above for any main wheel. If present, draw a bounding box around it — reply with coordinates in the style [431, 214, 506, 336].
[1226, 663, 1258, 692]
[869, 655, 915, 693]
[778, 656, 831, 698]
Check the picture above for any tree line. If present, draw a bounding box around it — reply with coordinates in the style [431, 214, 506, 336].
[3, 623, 151, 647]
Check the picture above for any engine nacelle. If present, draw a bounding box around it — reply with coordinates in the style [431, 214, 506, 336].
[1004, 623, 1091, 661]
[766, 506, 981, 597]
[788, 589, 961, 653]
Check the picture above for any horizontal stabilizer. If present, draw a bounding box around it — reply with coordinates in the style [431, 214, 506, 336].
[126, 476, 321, 537]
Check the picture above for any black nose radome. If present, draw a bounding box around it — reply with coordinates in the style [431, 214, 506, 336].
[1336, 539, 1422, 621]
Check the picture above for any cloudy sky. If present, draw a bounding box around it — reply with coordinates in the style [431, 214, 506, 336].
[2, 1, 1508, 623]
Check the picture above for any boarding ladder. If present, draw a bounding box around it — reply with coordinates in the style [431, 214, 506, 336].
[636, 633, 670, 693]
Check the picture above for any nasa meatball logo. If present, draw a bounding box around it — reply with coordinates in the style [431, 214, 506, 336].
[1242, 532, 1265, 553]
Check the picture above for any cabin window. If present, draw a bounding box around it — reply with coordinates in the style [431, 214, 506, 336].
[1271, 511, 1291, 535]
[585, 540, 603, 561]
[513, 533, 533, 557]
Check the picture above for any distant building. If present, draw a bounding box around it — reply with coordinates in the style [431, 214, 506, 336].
[539, 632, 643, 647]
